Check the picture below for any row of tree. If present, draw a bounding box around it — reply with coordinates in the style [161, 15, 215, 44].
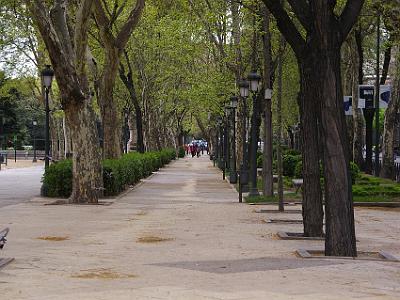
[1, 0, 400, 256]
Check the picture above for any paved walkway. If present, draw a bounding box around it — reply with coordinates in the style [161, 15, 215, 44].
[0, 155, 399, 299]
[0, 165, 43, 208]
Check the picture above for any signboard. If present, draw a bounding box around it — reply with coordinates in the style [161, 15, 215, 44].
[380, 85, 391, 108]
[358, 85, 374, 108]
[358, 85, 391, 109]
[344, 96, 352, 116]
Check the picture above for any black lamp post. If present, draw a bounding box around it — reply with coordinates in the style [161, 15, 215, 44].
[229, 96, 238, 184]
[32, 121, 37, 163]
[41, 65, 54, 170]
[216, 117, 222, 168]
[247, 71, 262, 197]
[238, 79, 250, 202]
[223, 106, 230, 180]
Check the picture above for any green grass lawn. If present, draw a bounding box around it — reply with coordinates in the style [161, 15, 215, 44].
[245, 192, 301, 203]
[246, 174, 400, 203]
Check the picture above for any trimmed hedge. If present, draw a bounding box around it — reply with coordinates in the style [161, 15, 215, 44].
[43, 149, 176, 198]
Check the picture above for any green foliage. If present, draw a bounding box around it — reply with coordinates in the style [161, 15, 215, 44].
[178, 146, 185, 158]
[351, 174, 400, 202]
[42, 159, 73, 198]
[349, 162, 361, 184]
[294, 160, 303, 178]
[43, 149, 176, 198]
[282, 154, 302, 177]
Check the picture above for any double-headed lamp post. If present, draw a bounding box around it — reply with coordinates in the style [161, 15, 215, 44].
[41, 65, 54, 170]
[229, 96, 238, 184]
[247, 71, 262, 197]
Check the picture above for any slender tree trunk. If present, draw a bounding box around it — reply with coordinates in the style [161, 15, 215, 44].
[99, 48, 122, 159]
[381, 48, 400, 178]
[299, 60, 324, 237]
[65, 98, 103, 204]
[261, 5, 273, 197]
[351, 31, 364, 167]
[318, 47, 356, 257]
[276, 38, 284, 211]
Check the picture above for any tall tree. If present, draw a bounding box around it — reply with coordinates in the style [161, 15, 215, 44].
[26, 0, 102, 203]
[263, 0, 364, 256]
[93, 0, 145, 159]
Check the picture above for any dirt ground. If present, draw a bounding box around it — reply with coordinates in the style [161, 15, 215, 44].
[0, 155, 399, 299]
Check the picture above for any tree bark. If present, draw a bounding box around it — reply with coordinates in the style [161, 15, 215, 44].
[27, 0, 102, 204]
[298, 60, 324, 237]
[98, 48, 122, 159]
[93, 0, 145, 158]
[261, 5, 274, 197]
[66, 99, 102, 203]
[351, 30, 364, 167]
[119, 53, 145, 153]
[381, 48, 400, 178]
[262, 0, 361, 256]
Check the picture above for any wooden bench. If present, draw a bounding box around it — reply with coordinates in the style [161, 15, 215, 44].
[292, 179, 304, 193]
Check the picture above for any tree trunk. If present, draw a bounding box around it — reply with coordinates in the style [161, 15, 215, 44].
[261, 5, 273, 197]
[65, 98, 103, 204]
[99, 48, 122, 159]
[351, 32, 364, 167]
[317, 47, 356, 257]
[299, 61, 324, 237]
[381, 48, 400, 178]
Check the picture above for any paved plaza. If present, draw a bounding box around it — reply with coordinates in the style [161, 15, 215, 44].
[0, 156, 399, 299]
[0, 164, 44, 208]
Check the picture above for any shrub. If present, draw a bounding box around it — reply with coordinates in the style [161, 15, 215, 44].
[42, 159, 73, 197]
[257, 153, 263, 168]
[43, 149, 176, 198]
[349, 162, 360, 184]
[294, 160, 302, 178]
[178, 147, 185, 158]
[282, 154, 301, 177]
[284, 149, 301, 156]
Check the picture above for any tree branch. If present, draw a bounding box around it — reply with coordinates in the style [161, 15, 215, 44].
[287, 0, 312, 32]
[74, 0, 94, 78]
[339, 0, 365, 42]
[262, 0, 305, 57]
[115, 0, 145, 49]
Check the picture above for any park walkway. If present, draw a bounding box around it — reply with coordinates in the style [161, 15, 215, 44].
[0, 155, 399, 299]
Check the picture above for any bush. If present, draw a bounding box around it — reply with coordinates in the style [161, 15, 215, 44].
[349, 162, 360, 184]
[284, 149, 301, 156]
[257, 152, 263, 168]
[42, 159, 73, 197]
[178, 146, 185, 158]
[43, 149, 176, 198]
[282, 154, 301, 177]
[294, 160, 302, 178]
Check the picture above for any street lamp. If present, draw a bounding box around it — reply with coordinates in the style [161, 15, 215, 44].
[223, 105, 230, 180]
[229, 96, 238, 184]
[238, 79, 250, 202]
[247, 71, 262, 197]
[32, 121, 37, 163]
[216, 117, 222, 168]
[41, 65, 54, 170]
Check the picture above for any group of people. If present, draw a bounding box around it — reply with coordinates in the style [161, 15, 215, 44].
[184, 140, 208, 158]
